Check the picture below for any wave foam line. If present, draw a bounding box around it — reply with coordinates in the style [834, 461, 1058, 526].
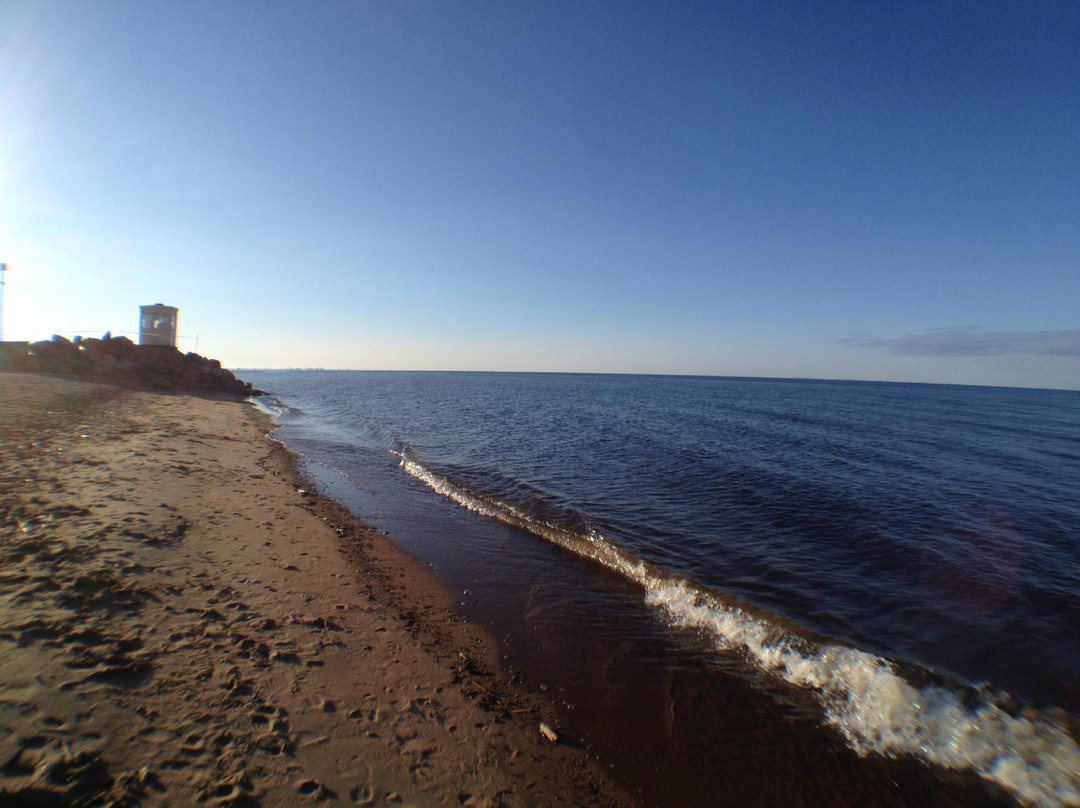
[253, 394, 295, 418]
[648, 580, 1080, 808]
[399, 453, 1080, 808]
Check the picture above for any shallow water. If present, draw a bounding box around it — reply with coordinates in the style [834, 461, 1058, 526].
[244, 370, 1080, 807]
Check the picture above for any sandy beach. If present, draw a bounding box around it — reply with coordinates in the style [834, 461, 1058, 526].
[0, 373, 636, 807]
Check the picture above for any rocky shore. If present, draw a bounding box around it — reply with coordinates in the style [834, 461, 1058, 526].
[0, 336, 257, 397]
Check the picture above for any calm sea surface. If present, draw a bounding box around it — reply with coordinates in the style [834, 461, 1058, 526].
[242, 371, 1080, 808]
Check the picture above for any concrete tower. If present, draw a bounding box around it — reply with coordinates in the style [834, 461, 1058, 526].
[139, 304, 178, 347]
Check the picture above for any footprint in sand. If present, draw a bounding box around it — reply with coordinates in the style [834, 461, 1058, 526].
[296, 778, 337, 800]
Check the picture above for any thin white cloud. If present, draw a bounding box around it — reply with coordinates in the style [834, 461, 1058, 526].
[840, 327, 1080, 357]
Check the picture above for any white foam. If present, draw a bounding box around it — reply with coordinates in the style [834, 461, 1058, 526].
[645, 579, 1080, 807]
[399, 452, 1080, 807]
[251, 394, 290, 418]
[400, 454, 504, 520]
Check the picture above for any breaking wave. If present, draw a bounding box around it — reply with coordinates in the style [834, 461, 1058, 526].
[251, 393, 298, 419]
[397, 450, 1080, 808]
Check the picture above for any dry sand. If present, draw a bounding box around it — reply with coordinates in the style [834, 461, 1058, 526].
[0, 373, 637, 807]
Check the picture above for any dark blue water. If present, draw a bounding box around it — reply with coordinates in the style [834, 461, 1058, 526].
[242, 370, 1080, 807]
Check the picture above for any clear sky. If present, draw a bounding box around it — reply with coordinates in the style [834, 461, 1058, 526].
[1, 1, 1078, 389]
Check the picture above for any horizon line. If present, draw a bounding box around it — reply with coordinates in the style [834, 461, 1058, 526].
[232, 367, 1080, 394]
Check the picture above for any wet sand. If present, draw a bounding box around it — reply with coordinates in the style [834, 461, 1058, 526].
[0, 373, 635, 807]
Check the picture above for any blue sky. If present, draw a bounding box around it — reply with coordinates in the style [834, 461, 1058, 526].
[1, 1, 1077, 389]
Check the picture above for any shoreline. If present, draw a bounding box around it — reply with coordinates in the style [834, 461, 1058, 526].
[0, 373, 636, 807]
[252, 373, 1039, 808]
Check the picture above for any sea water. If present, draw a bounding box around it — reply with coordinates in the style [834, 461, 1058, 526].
[242, 371, 1080, 807]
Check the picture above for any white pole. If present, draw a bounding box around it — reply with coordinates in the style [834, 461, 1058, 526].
[0, 263, 7, 342]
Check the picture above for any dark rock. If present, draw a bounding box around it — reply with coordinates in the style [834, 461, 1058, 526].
[2, 336, 254, 397]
